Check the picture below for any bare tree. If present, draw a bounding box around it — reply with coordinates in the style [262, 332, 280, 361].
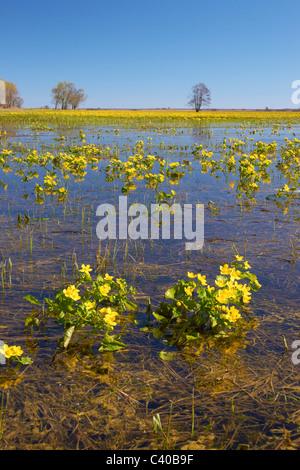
[5, 81, 23, 108]
[51, 81, 72, 109]
[188, 83, 211, 112]
[51, 81, 87, 109]
[69, 88, 87, 109]
[14, 97, 24, 108]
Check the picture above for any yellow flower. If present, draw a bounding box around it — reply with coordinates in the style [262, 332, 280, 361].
[104, 314, 117, 326]
[207, 285, 215, 293]
[104, 273, 114, 281]
[216, 287, 236, 304]
[0, 344, 23, 358]
[215, 278, 226, 288]
[227, 286, 238, 298]
[244, 261, 251, 270]
[216, 289, 229, 304]
[116, 278, 126, 290]
[99, 283, 111, 296]
[221, 306, 241, 323]
[79, 264, 92, 276]
[84, 301, 96, 311]
[63, 285, 81, 301]
[100, 307, 118, 326]
[229, 268, 241, 281]
[187, 272, 197, 278]
[197, 274, 207, 286]
[220, 264, 231, 275]
[235, 255, 243, 261]
[184, 286, 194, 296]
[240, 284, 252, 303]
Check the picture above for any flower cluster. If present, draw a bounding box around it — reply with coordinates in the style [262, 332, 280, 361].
[25, 265, 138, 353]
[106, 143, 187, 199]
[149, 254, 261, 347]
[0, 343, 32, 365]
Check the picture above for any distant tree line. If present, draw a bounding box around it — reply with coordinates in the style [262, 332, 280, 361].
[51, 81, 87, 109]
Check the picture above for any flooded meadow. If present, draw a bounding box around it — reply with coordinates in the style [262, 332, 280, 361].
[0, 109, 300, 450]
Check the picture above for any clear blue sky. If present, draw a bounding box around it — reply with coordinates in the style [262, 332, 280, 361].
[1, 0, 300, 109]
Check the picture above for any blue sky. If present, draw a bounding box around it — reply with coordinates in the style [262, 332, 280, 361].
[1, 0, 300, 109]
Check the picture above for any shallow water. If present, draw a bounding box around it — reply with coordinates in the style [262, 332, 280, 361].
[0, 119, 300, 450]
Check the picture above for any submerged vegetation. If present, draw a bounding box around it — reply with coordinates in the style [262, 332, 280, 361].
[0, 109, 300, 450]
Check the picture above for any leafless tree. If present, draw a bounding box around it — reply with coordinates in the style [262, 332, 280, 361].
[51, 81, 87, 109]
[188, 83, 211, 112]
[69, 88, 87, 109]
[14, 97, 24, 108]
[5, 81, 23, 108]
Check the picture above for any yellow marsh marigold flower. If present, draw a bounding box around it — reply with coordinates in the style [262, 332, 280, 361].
[84, 301, 96, 311]
[79, 264, 92, 276]
[58, 187, 67, 194]
[116, 278, 126, 289]
[235, 255, 244, 261]
[236, 283, 252, 303]
[215, 278, 226, 288]
[99, 283, 111, 296]
[240, 285, 252, 303]
[216, 288, 233, 304]
[244, 261, 251, 270]
[220, 264, 231, 275]
[229, 268, 241, 281]
[221, 306, 241, 323]
[0, 344, 23, 358]
[100, 307, 118, 326]
[63, 285, 81, 301]
[104, 273, 114, 281]
[104, 313, 118, 326]
[197, 274, 207, 286]
[184, 286, 194, 296]
[187, 272, 197, 278]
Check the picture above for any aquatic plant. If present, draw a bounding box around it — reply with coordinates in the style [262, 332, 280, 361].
[24, 266, 138, 354]
[0, 343, 32, 366]
[146, 254, 261, 348]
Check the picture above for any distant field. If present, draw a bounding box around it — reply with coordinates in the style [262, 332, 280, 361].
[0, 108, 300, 127]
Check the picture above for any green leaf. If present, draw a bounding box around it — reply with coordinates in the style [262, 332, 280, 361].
[158, 351, 177, 361]
[124, 300, 138, 311]
[165, 286, 177, 299]
[24, 315, 40, 327]
[183, 299, 197, 310]
[23, 295, 40, 306]
[152, 312, 168, 323]
[19, 356, 33, 365]
[152, 327, 165, 339]
[186, 333, 199, 341]
[99, 334, 126, 352]
[63, 325, 75, 348]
